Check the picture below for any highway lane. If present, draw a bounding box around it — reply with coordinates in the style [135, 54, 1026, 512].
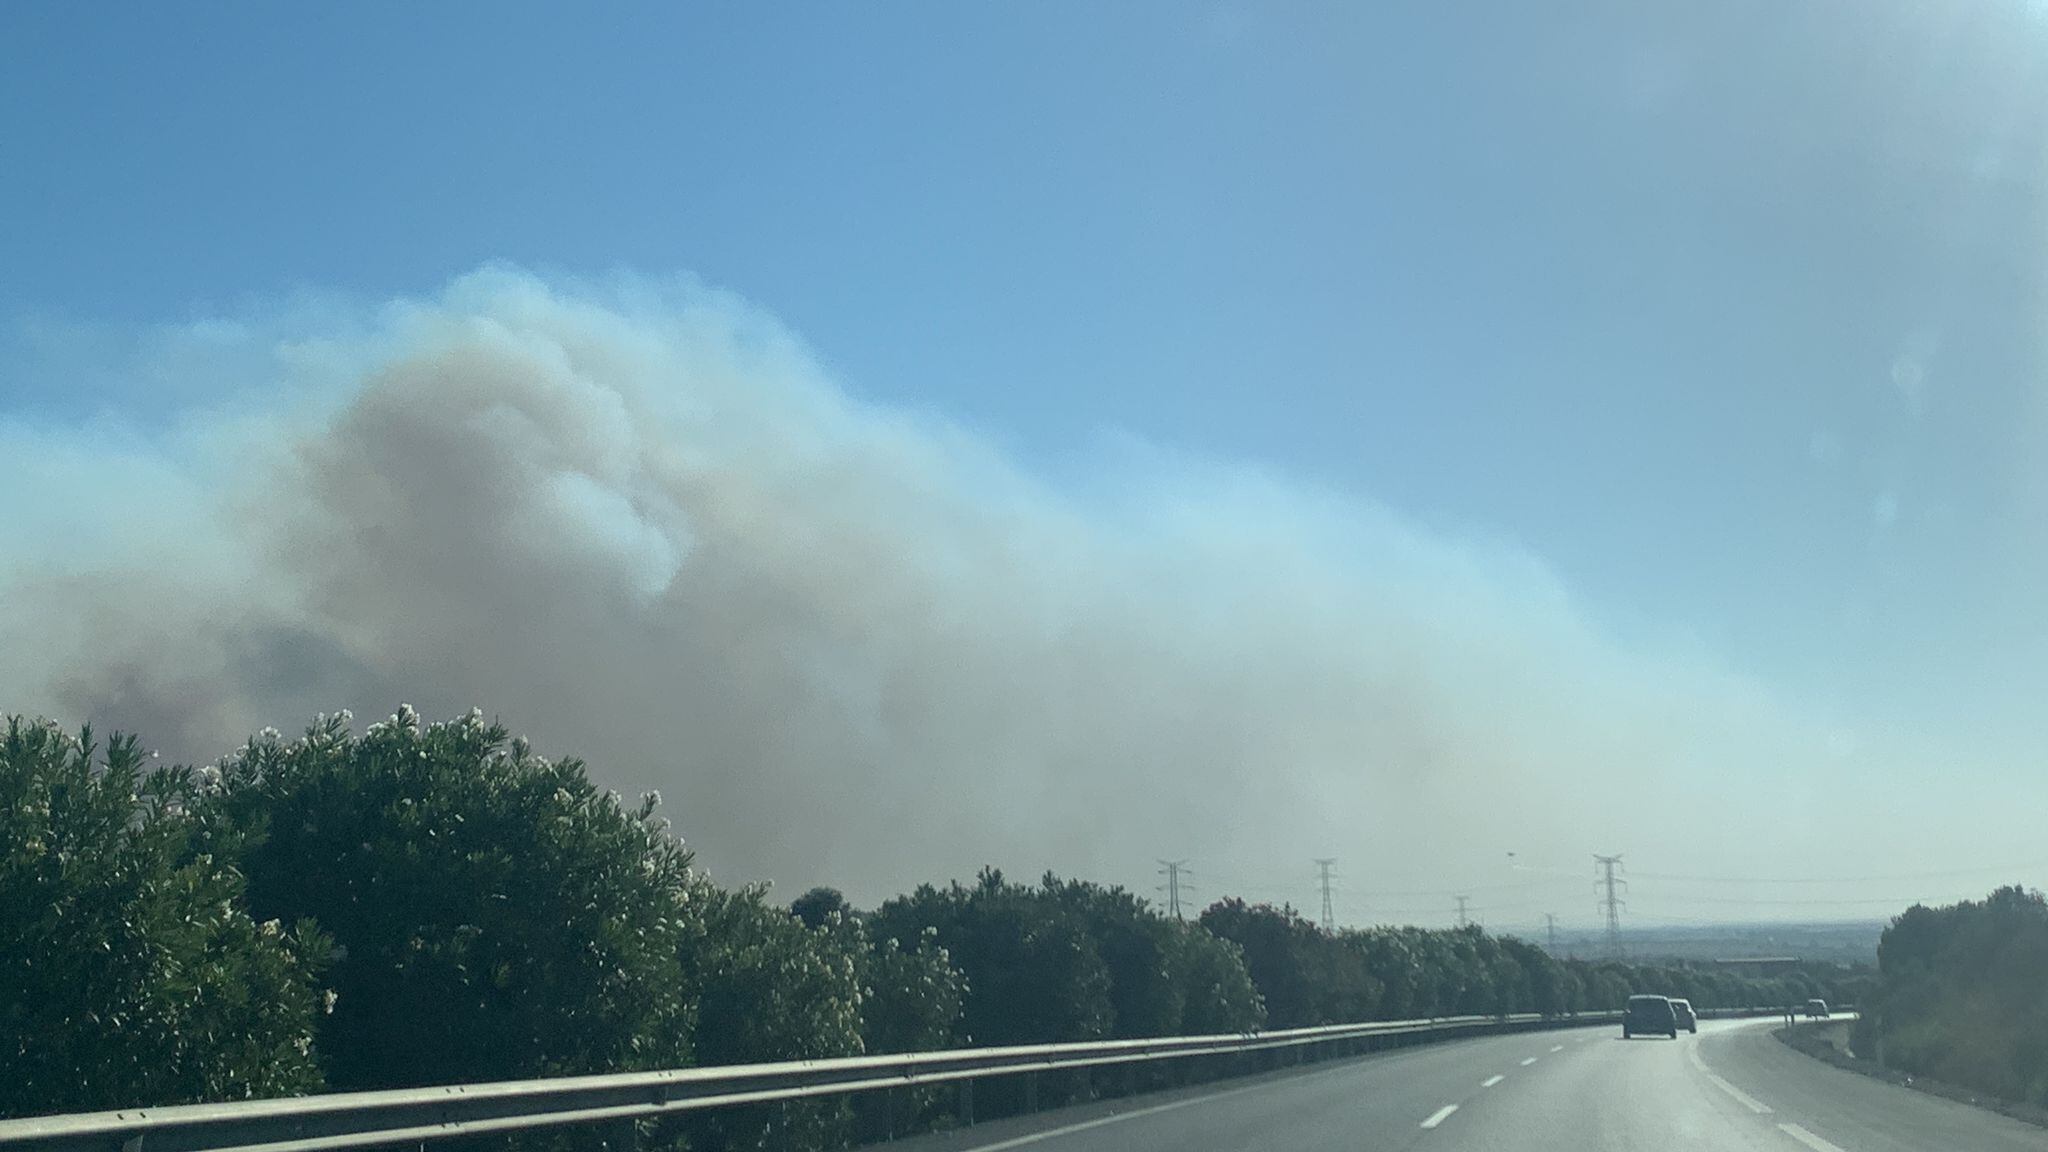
[889, 1018, 2048, 1152]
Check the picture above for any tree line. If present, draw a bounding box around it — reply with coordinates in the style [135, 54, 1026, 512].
[1852, 885, 2048, 1107]
[1195, 897, 1861, 1028]
[3, 709, 1869, 1143]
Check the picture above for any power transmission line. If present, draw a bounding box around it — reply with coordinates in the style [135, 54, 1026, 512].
[1594, 854, 1626, 958]
[1192, 853, 2002, 931]
[1327, 878, 1571, 898]
[1314, 858, 1337, 932]
[1639, 893, 1954, 907]
[1622, 910, 1844, 925]
[1627, 859, 2048, 885]
[1156, 859, 1190, 920]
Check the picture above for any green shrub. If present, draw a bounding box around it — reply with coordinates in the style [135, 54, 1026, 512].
[199, 708, 695, 1090]
[0, 718, 327, 1117]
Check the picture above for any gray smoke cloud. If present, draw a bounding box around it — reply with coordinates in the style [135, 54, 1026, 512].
[0, 268, 1940, 916]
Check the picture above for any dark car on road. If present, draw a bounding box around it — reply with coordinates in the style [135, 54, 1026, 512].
[1623, 994, 1678, 1039]
[1670, 998, 1698, 1033]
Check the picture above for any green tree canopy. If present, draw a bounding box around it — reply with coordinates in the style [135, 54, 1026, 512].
[681, 883, 864, 1066]
[200, 708, 696, 1090]
[871, 868, 1115, 1045]
[832, 918, 965, 1055]
[1, 717, 327, 1118]
[1198, 898, 1379, 1027]
[1857, 886, 2048, 1104]
[1166, 921, 1266, 1034]
[790, 886, 851, 930]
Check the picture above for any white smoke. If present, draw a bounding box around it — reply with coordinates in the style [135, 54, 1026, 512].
[0, 267, 1923, 912]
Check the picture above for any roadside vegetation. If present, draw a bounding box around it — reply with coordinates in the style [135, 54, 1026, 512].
[1853, 886, 2048, 1108]
[3, 708, 1869, 1143]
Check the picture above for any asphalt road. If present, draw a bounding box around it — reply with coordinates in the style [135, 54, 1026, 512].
[890, 1018, 2048, 1152]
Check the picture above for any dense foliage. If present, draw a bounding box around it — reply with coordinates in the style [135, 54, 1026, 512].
[1853, 886, 2048, 1105]
[1198, 898, 1865, 1025]
[870, 869, 1265, 1045]
[0, 718, 327, 1116]
[783, 885, 966, 1054]
[832, 916, 967, 1056]
[4, 705, 1873, 1139]
[197, 708, 698, 1090]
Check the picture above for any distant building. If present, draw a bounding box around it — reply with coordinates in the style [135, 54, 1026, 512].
[1710, 956, 1800, 976]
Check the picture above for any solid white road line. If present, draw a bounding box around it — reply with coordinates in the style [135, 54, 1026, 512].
[956, 1100, 1214, 1152]
[1687, 1042, 1773, 1114]
[1778, 1122, 1848, 1152]
[1520, 1057, 1539, 1066]
[1549, 1044, 1564, 1052]
[1481, 1075, 1505, 1088]
[1419, 1105, 1459, 1130]
[1706, 1073, 1773, 1114]
[953, 1074, 1307, 1152]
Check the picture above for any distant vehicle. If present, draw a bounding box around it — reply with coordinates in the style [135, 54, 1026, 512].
[1670, 998, 1698, 1033]
[1804, 998, 1830, 1019]
[1623, 994, 1678, 1039]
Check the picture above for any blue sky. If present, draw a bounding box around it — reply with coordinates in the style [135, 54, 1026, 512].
[5, 3, 2048, 916]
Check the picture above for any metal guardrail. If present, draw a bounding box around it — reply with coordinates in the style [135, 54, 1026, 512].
[2, 1005, 1846, 1152]
[0, 1011, 1628, 1152]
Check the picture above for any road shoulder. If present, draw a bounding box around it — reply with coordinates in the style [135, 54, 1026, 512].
[1777, 1020, 2048, 1133]
[1704, 1019, 2048, 1152]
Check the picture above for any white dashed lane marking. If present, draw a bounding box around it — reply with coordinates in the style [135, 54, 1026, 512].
[1481, 1075, 1505, 1088]
[1778, 1122, 1847, 1152]
[1419, 1105, 1458, 1130]
[1520, 1057, 1539, 1066]
[1549, 1044, 1564, 1052]
[1706, 1073, 1772, 1114]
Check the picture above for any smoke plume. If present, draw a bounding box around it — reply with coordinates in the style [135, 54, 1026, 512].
[0, 268, 1889, 910]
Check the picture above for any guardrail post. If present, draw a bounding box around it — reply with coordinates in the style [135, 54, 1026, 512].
[1023, 1070, 1039, 1114]
[960, 1078, 975, 1127]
